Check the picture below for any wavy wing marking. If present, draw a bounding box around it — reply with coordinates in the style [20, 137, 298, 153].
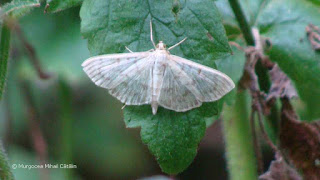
[158, 55, 235, 112]
[82, 52, 153, 105]
[170, 55, 235, 102]
[158, 61, 202, 112]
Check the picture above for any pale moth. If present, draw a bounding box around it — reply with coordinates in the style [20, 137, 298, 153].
[82, 21, 235, 115]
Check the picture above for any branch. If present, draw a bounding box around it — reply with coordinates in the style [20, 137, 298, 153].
[0, 22, 15, 180]
[256, 110, 278, 152]
[8, 21, 51, 79]
[20, 80, 49, 180]
[228, 0, 255, 45]
[0, 22, 11, 100]
[58, 78, 75, 179]
[250, 111, 264, 174]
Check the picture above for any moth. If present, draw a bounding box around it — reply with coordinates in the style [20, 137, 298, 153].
[82, 21, 235, 115]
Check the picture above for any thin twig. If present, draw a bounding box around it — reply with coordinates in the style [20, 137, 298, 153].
[250, 111, 264, 174]
[20, 80, 49, 180]
[0, 21, 11, 100]
[239, 28, 284, 174]
[256, 110, 278, 152]
[3, 97, 13, 148]
[229, 41, 245, 51]
[8, 20, 51, 79]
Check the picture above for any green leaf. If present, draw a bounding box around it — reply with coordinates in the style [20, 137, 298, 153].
[0, 0, 40, 19]
[124, 106, 206, 174]
[45, 0, 83, 13]
[256, 0, 320, 120]
[80, 0, 231, 174]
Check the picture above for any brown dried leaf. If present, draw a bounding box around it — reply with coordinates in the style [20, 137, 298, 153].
[266, 64, 298, 102]
[280, 99, 320, 179]
[311, 120, 320, 131]
[238, 47, 259, 91]
[259, 153, 302, 180]
[264, 64, 297, 115]
[306, 24, 320, 51]
[238, 47, 269, 115]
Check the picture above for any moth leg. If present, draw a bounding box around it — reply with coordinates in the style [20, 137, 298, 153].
[121, 104, 126, 109]
[125, 46, 134, 53]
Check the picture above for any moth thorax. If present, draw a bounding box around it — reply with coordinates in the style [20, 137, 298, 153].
[156, 41, 167, 50]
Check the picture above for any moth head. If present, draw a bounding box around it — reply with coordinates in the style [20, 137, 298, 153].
[156, 41, 167, 50]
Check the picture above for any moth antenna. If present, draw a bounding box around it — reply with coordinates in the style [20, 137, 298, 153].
[150, 20, 156, 49]
[168, 37, 187, 51]
[125, 46, 133, 53]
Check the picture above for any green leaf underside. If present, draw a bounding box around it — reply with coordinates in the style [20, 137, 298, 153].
[256, 0, 320, 120]
[0, 0, 40, 19]
[45, 0, 83, 13]
[80, 0, 231, 174]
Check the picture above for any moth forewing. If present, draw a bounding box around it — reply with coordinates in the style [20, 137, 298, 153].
[82, 52, 154, 106]
[81, 52, 151, 67]
[155, 54, 235, 113]
[169, 54, 235, 91]
[170, 55, 235, 96]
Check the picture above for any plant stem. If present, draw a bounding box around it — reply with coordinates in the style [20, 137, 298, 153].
[0, 23, 11, 100]
[0, 141, 14, 180]
[20, 80, 49, 180]
[58, 78, 74, 180]
[223, 91, 258, 180]
[256, 110, 278, 152]
[12, 22, 51, 79]
[250, 111, 263, 174]
[0, 21, 15, 180]
[0, 23, 15, 180]
[228, 0, 255, 45]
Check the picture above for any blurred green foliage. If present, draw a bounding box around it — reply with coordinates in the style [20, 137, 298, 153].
[1, 5, 157, 180]
[0, 0, 319, 179]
